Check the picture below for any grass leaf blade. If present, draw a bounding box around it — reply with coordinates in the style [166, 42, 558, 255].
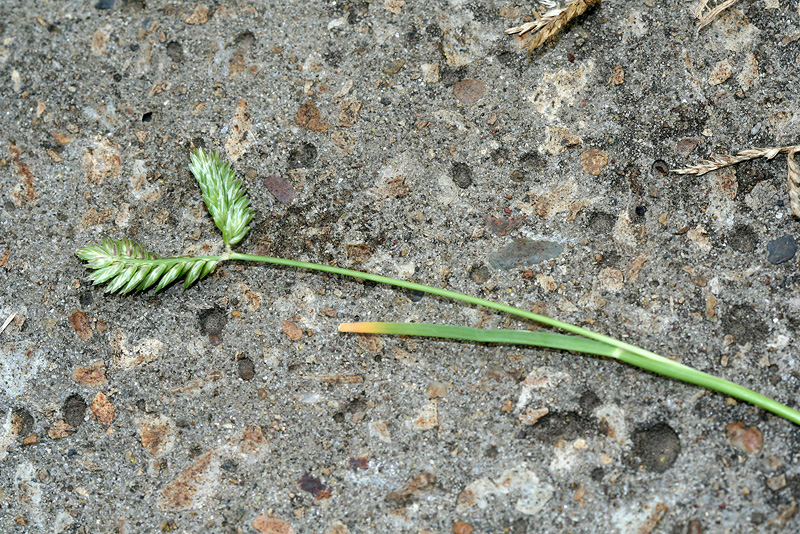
[340, 321, 800, 426]
[339, 322, 619, 357]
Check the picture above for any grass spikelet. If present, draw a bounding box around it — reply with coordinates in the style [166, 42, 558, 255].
[506, 0, 601, 53]
[76, 238, 218, 294]
[671, 146, 784, 176]
[189, 148, 253, 247]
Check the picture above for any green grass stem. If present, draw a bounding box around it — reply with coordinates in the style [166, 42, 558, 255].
[231, 253, 676, 364]
[228, 252, 800, 426]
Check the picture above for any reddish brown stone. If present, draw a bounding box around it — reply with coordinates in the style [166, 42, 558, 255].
[386, 471, 435, 504]
[486, 216, 525, 236]
[52, 131, 73, 145]
[726, 421, 763, 455]
[356, 334, 384, 354]
[48, 421, 76, 439]
[348, 456, 369, 470]
[281, 321, 302, 341]
[90, 391, 115, 427]
[580, 148, 609, 176]
[337, 99, 362, 127]
[68, 310, 93, 341]
[453, 79, 486, 104]
[80, 208, 114, 228]
[638, 502, 668, 534]
[224, 99, 252, 161]
[298, 472, 332, 500]
[159, 452, 215, 510]
[239, 424, 268, 455]
[296, 101, 328, 132]
[676, 138, 700, 157]
[9, 143, 36, 205]
[72, 361, 108, 387]
[609, 65, 625, 85]
[184, 5, 210, 24]
[139, 415, 176, 457]
[83, 138, 121, 184]
[252, 515, 295, 534]
[345, 243, 371, 264]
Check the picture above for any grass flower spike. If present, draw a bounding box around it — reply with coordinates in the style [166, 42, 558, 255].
[77, 148, 800, 428]
[76, 237, 219, 293]
[189, 148, 253, 247]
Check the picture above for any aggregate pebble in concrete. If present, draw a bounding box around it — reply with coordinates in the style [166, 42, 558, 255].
[2, 1, 800, 533]
[767, 234, 797, 265]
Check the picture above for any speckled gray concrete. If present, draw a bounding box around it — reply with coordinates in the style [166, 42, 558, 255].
[2, 1, 800, 533]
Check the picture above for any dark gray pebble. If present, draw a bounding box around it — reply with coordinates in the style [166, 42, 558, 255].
[63, 394, 87, 427]
[728, 225, 757, 253]
[766, 234, 796, 264]
[450, 162, 473, 189]
[469, 264, 490, 284]
[288, 142, 317, 169]
[199, 307, 227, 336]
[632, 422, 681, 473]
[166, 41, 183, 63]
[409, 289, 424, 302]
[12, 407, 35, 437]
[95, 0, 114, 9]
[237, 357, 256, 381]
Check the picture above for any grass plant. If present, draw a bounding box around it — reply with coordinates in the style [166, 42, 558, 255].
[78, 148, 800, 426]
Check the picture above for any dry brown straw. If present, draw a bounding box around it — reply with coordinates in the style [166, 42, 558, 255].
[695, 0, 739, 30]
[788, 149, 800, 217]
[673, 144, 800, 218]
[506, 0, 601, 53]
[694, 0, 710, 18]
[671, 146, 788, 176]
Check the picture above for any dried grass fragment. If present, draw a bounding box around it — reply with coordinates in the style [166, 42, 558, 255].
[788, 149, 800, 218]
[506, 0, 601, 53]
[694, 0, 739, 30]
[672, 144, 800, 217]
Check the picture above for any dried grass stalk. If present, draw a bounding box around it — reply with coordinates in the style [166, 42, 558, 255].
[695, 0, 738, 30]
[673, 144, 800, 218]
[671, 146, 790, 176]
[788, 149, 800, 217]
[506, 0, 601, 53]
[694, 0, 710, 18]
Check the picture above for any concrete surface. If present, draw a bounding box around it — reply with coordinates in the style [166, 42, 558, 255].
[2, 1, 800, 532]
